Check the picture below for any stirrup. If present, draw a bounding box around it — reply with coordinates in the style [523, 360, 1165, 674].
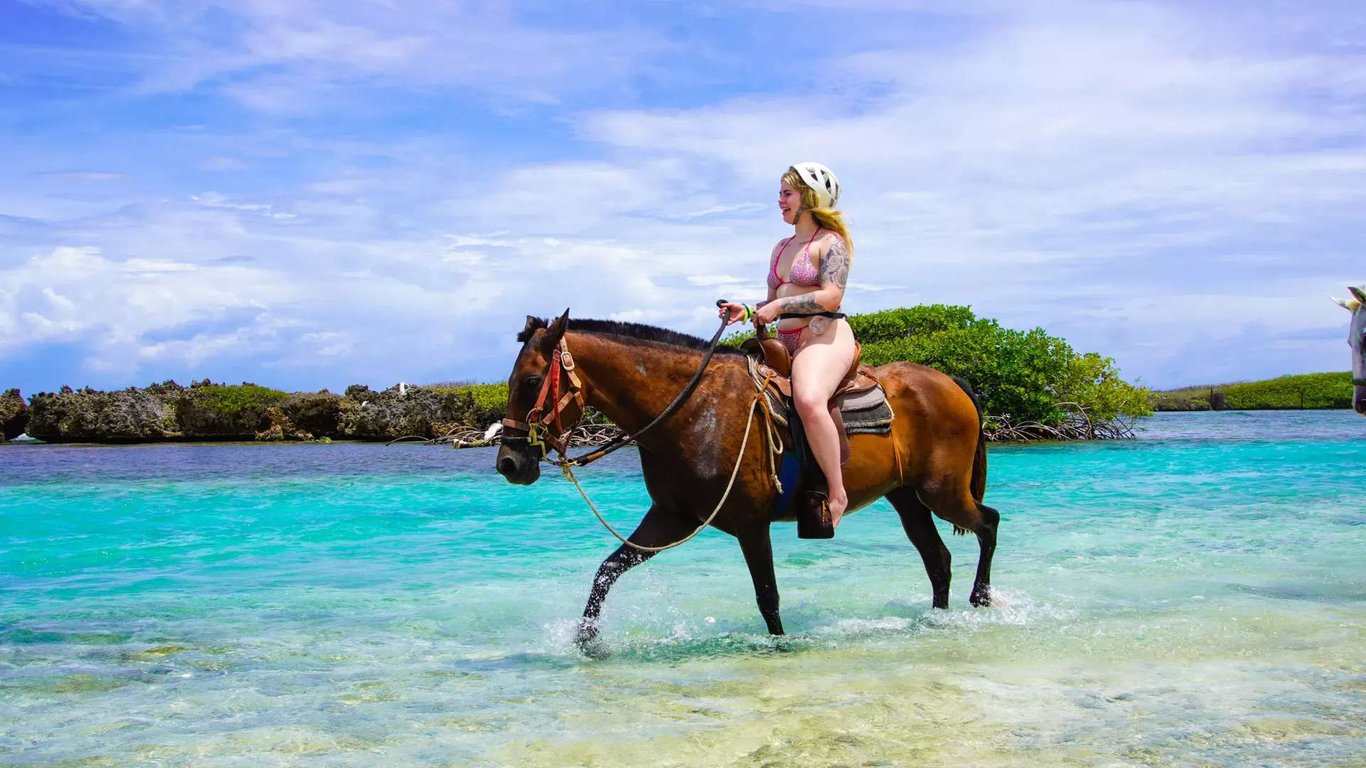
[797, 489, 835, 539]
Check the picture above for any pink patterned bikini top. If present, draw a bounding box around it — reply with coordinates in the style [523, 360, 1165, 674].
[768, 228, 822, 289]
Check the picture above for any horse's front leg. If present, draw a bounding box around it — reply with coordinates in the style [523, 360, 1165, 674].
[576, 505, 694, 655]
[738, 524, 783, 635]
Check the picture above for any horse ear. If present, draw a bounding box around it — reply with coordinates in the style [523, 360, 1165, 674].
[542, 308, 571, 349]
[1350, 285, 1366, 304]
[523, 315, 540, 334]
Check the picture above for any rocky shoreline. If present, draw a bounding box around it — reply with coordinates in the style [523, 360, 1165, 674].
[1, 381, 502, 444]
[3, 381, 1133, 448]
[2, 380, 1147, 446]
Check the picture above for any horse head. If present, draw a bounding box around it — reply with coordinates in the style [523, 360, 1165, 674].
[1333, 285, 1366, 416]
[497, 309, 580, 484]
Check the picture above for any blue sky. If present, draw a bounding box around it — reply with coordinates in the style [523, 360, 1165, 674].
[1, 0, 1362, 395]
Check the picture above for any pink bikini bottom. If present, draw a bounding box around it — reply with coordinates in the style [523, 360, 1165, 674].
[777, 328, 803, 355]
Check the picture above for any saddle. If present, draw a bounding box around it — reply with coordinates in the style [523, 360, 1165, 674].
[740, 332, 889, 457]
[741, 325, 894, 538]
[742, 335, 879, 401]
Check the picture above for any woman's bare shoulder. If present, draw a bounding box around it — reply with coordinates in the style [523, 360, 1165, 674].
[816, 231, 846, 248]
[813, 231, 847, 258]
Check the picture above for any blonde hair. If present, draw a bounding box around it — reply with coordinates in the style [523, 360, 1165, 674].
[782, 169, 853, 253]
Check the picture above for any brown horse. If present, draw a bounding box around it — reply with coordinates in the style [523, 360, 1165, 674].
[496, 311, 999, 652]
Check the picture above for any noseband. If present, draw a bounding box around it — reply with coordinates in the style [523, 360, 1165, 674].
[501, 337, 586, 458]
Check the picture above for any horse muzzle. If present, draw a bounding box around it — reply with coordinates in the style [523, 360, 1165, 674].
[496, 444, 542, 484]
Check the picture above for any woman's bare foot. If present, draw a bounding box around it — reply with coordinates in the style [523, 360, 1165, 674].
[829, 490, 848, 529]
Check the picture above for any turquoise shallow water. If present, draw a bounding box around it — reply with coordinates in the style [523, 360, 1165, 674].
[1, 411, 1363, 766]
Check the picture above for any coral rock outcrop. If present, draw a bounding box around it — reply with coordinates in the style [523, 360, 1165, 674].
[1, 388, 29, 440]
[27, 387, 177, 442]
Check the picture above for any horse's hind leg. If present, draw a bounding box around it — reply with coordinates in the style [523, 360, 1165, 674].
[886, 487, 951, 609]
[576, 506, 694, 654]
[968, 502, 1000, 606]
[922, 487, 1000, 607]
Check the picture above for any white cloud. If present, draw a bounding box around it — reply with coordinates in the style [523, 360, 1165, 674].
[201, 157, 248, 171]
[38, 0, 673, 112]
[32, 171, 127, 182]
[3, 0, 1363, 392]
[0, 246, 287, 347]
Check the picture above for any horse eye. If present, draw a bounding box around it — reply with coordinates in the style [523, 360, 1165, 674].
[522, 376, 542, 391]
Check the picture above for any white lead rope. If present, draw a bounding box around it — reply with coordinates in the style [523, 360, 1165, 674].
[559, 394, 761, 554]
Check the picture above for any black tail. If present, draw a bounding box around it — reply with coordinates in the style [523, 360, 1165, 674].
[952, 377, 988, 502]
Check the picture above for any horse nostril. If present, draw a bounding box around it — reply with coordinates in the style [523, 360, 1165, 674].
[498, 456, 518, 476]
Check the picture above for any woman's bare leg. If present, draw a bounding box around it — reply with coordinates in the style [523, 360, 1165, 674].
[791, 319, 858, 526]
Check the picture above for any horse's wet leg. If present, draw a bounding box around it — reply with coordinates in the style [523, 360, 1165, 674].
[923, 488, 1000, 608]
[738, 526, 784, 635]
[887, 487, 951, 609]
[575, 506, 695, 654]
[578, 544, 654, 651]
[969, 503, 1000, 607]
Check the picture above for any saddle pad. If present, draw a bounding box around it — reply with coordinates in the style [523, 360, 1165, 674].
[839, 388, 894, 435]
[839, 386, 884, 413]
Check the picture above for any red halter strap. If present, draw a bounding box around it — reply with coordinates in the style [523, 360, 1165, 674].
[501, 337, 586, 457]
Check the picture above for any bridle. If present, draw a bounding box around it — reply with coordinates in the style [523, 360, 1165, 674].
[501, 337, 586, 459]
[501, 317, 731, 468]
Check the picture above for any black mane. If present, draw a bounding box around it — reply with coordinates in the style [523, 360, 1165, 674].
[517, 317, 744, 356]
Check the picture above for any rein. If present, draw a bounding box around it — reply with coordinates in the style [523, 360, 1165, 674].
[565, 317, 731, 466]
[504, 317, 732, 468]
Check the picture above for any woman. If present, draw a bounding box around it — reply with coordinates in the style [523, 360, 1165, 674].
[719, 161, 857, 530]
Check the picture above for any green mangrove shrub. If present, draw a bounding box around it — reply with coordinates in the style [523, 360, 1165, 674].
[851, 305, 1148, 425]
[1153, 372, 1352, 410]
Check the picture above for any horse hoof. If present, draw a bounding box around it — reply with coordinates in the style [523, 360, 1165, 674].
[970, 587, 992, 607]
[576, 639, 610, 660]
[576, 636, 611, 660]
[575, 621, 609, 658]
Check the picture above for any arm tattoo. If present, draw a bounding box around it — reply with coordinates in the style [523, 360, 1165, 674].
[775, 294, 825, 315]
[820, 238, 850, 290]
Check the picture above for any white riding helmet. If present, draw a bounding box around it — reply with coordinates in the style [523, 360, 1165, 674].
[789, 161, 841, 209]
